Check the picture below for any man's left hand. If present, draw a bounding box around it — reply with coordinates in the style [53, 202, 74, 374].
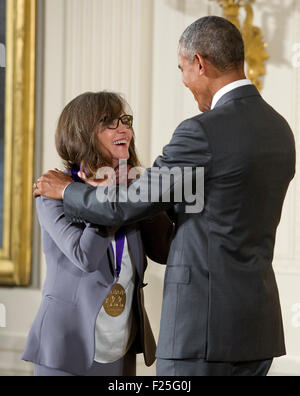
[33, 169, 73, 200]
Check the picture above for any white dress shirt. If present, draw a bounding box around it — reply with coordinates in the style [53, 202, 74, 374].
[94, 235, 136, 364]
[211, 79, 252, 110]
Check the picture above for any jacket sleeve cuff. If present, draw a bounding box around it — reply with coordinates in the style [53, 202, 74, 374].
[62, 182, 73, 200]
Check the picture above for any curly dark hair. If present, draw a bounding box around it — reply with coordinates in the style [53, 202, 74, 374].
[179, 16, 245, 71]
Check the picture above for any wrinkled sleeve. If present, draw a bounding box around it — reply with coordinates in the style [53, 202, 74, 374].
[63, 118, 212, 226]
[36, 196, 111, 273]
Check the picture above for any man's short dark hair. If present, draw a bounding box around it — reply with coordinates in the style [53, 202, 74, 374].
[179, 16, 245, 71]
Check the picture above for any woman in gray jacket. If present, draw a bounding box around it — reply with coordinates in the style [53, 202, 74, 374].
[22, 92, 174, 376]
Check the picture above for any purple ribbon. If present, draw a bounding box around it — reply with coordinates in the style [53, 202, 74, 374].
[110, 227, 126, 279]
[72, 165, 126, 278]
[71, 164, 85, 183]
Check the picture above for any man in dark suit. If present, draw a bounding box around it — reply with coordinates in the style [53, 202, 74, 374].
[34, 16, 296, 376]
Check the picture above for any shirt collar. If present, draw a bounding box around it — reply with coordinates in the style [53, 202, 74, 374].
[211, 79, 253, 110]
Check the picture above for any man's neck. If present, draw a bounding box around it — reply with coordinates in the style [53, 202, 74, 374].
[210, 71, 247, 99]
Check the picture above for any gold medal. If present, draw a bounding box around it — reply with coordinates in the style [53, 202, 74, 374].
[103, 283, 127, 317]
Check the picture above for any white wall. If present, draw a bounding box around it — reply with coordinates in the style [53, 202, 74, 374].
[260, 0, 300, 376]
[0, 0, 299, 376]
[0, 0, 156, 376]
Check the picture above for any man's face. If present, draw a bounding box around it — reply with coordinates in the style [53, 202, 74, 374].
[178, 50, 211, 112]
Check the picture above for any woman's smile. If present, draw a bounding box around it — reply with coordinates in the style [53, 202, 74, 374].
[110, 132, 132, 157]
[98, 126, 133, 167]
[112, 136, 130, 147]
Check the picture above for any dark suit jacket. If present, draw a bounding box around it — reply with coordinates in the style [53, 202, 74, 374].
[63, 85, 296, 362]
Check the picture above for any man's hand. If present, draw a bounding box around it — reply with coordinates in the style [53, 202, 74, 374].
[77, 171, 115, 187]
[78, 165, 134, 187]
[33, 169, 73, 200]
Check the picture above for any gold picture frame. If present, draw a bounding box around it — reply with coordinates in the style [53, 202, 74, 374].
[0, 0, 36, 285]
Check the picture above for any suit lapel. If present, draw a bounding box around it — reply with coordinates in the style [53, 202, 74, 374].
[107, 242, 116, 278]
[107, 226, 144, 281]
[125, 225, 144, 281]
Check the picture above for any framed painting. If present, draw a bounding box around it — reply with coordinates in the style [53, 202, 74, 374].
[0, 0, 36, 285]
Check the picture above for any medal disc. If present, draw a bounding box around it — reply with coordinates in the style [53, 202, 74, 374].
[103, 283, 126, 317]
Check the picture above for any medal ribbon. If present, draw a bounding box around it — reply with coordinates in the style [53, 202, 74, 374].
[110, 227, 126, 280]
[72, 165, 126, 280]
[71, 164, 85, 183]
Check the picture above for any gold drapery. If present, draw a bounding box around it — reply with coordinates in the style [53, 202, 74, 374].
[215, 0, 269, 91]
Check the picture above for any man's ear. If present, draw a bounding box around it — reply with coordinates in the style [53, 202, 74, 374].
[194, 54, 206, 76]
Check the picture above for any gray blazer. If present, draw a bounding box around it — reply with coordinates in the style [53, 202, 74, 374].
[22, 196, 174, 375]
[62, 85, 296, 363]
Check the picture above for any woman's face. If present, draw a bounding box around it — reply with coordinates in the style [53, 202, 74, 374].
[97, 115, 133, 169]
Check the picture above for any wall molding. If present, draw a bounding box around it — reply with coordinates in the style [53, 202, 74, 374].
[0, 333, 33, 375]
[269, 356, 300, 376]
